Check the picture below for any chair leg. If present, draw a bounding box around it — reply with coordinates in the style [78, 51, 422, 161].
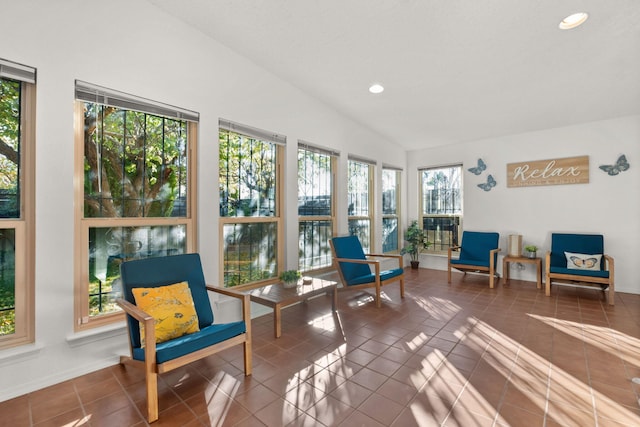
[447, 265, 452, 284]
[243, 340, 252, 375]
[145, 371, 158, 423]
[399, 278, 405, 298]
[608, 281, 615, 306]
[545, 272, 551, 297]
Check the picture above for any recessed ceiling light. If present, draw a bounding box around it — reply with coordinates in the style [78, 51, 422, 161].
[369, 84, 384, 94]
[559, 12, 589, 30]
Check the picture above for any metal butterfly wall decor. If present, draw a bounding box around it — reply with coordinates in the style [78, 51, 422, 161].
[468, 158, 486, 175]
[477, 174, 497, 191]
[599, 154, 630, 176]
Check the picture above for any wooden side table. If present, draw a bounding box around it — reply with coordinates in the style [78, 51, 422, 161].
[503, 255, 542, 289]
[243, 278, 338, 338]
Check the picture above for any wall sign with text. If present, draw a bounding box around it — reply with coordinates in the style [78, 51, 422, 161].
[506, 155, 589, 188]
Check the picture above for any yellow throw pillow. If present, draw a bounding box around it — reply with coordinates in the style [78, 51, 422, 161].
[132, 281, 200, 346]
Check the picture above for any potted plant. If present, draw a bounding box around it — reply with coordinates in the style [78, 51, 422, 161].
[524, 245, 538, 259]
[279, 270, 301, 288]
[400, 220, 431, 269]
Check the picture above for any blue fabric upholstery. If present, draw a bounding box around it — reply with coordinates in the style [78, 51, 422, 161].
[549, 233, 604, 270]
[346, 268, 404, 286]
[330, 234, 405, 307]
[331, 236, 373, 285]
[455, 231, 499, 266]
[549, 266, 609, 279]
[133, 321, 246, 364]
[120, 253, 216, 348]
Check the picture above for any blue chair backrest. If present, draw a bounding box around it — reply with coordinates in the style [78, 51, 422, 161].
[550, 233, 604, 269]
[459, 231, 499, 264]
[331, 236, 371, 282]
[120, 253, 214, 348]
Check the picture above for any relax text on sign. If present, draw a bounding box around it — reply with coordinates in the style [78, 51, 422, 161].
[506, 156, 589, 188]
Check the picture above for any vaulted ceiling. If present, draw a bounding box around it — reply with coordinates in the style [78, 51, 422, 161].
[147, 0, 640, 150]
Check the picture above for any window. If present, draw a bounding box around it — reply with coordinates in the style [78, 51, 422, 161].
[74, 81, 198, 329]
[348, 158, 374, 253]
[382, 167, 401, 253]
[0, 59, 36, 348]
[298, 143, 337, 271]
[219, 120, 283, 287]
[419, 165, 462, 252]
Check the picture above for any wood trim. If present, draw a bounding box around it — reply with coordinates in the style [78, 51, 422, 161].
[0, 80, 36, 349]
[73, 101, 198, 331]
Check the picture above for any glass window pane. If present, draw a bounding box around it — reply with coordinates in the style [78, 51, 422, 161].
[0, 229, 16, 336]
[84, 104, 188, 218]
[382, 218, 398, 253]
[0, 78, 21, 219]
[348, 219, 370, 253]
[298, 220, 333, 271]
[88, 225, 187, 316]
[219, 130, 277, 218]
[423, 216, 461, 252]
[298, 149, 332, 216]
[422, 167, 462, 215]
[223, 222, 277, 287]
[348, 161, 369, 216]
[382, 169, 397, 215]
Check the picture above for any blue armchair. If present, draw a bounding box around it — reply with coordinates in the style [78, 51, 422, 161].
[448, 231, 501, 288]
[545, 233, 614, 305]
[117, 253, 252, 422]
[329, 235, 404, 308]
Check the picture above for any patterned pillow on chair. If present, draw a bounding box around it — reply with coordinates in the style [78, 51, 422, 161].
[132, 281, 200, 345]
[564, 252, 602, 271]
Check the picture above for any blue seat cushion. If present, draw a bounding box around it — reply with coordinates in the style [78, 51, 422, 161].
[345, 268, 404, 286]
[450, 258, 489, 268]
[133, 321, 246, 364]
[550, 266, 609, 279]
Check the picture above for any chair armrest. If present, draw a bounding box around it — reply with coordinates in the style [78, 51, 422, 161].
[367, 253, 402, 259]
[489, 248, 501, 270]
[334, 257, 380, 265]
[367, 253, 404, 269]
[448, 246, 461, 261]
[117, 298, 153, 323]
[604, 254, 614, 271]
[206, 285, 252, 324]
[116, 298, 156, 353]
[545, 251, 551, 272]
[206, 285, 247, 299]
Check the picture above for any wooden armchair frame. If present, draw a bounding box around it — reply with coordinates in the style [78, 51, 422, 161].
[329, 236, 405, 308]
[117, 254, 252, 423]
[545, 233, 615, 305]
[447, 231, 501, 289]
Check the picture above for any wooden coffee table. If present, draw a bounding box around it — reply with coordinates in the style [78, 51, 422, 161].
[243, 277, 338, 338]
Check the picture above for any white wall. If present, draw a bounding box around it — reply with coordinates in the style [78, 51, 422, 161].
[2, 0, 637, 402]
[408, 115, 640, 293]
[0, 0, 405, 400]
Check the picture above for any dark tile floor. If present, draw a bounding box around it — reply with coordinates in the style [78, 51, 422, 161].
[3, 268, 640, 426]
